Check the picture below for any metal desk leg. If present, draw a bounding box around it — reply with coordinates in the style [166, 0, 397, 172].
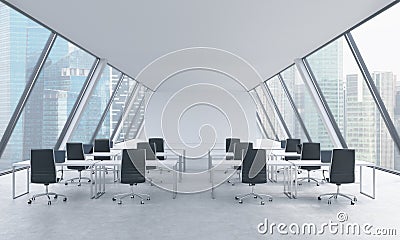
[178, 156, 183, 183]
[211, 168, 215, 199]
[360, 165, 376, 199]
[94, 165, 99, 197]
[12, 166, 30, 199]
[293, 166, 298, 199]
[173, 163, 177, 199]
[90, 165, 94, 199]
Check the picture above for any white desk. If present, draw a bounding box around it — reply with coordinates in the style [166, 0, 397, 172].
[12, 160, 98, 199]
[94, 159, 179, 199]
[288, 160, 376, 199]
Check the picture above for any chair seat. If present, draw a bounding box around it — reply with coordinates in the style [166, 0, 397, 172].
[67, 165, 89, 171]
[300, 166, 321, 171]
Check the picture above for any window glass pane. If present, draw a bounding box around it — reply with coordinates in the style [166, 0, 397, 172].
[250, 89, 275, 139]
[281, 66, 334, 149]
[266, 76, 306, 141]
[117, 85, 146, 141]
[0, 36, 95, 169]
[254, 85, 286, 140]
[306, 36, 397, 169]
[352, 3, 400, 170]
[96, 75, 137, 139]
[0, 3, 50, 170]
[70, 66, 121, 143]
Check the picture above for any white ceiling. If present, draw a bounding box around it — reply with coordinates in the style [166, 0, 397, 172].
[5, 0, 395, 90]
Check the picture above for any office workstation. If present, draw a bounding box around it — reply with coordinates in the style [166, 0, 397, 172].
[0, 0, 399, 239]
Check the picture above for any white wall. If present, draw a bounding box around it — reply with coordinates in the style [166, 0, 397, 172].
[142, 69, 262, 158]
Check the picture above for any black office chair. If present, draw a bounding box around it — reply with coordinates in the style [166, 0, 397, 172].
[280, 140, 286, 149]
[94, 139, 111, 160]
[284, 138, 301, 160]
[320, 150, 332, 182]
[28, 149, 67, 205]
[235, 149, 272, 205]
[137, 142, 157, 170]
[54, 150, 66, 182]
[64, 142, 91, 186]
[112, 149, 150, 204]
[318, 149, 357, 205]
[228, 142, 253, 185]
[225, 138, 240, 160]
[149, 138, 166, 160]
[298, 142, 321, 186]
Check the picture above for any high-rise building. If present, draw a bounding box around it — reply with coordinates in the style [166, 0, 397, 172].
[0, 3, 49, 168]
[306, 39, 344, 149]
[345, 72, 395, 168]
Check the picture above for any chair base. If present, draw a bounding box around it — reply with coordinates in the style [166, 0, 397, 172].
[297, 171, 323, 186]
[27, 185, 67, 205]
[235, 185, 272, 205]
[64, 171, 92, 186]
[227, 170, 240, 186]
[112, 185, 150, 205]
[318, 185, 357, 205]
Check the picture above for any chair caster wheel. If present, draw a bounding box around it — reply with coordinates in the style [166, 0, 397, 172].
[268, 198, 273, 202]
[147, 197, 150, 201]
[327, 200, 331, 204]
[316, 184, 319, 186]
[63, 198, 67, 202]
[254, 196, 257, 199]
[351, 201, 355, 205]
[353, 197, 357, 202]
[77, 183, 81, 187]
[140, 200, 144, 204]
[261, 201, 265, 205]
[130, 195, 134, 199]
[112, 197, 116, 201]
[318, 197, 321, 200]
[54, 195, 58, 199]
[231, 183, 235, 186]
[27, 199, 32, 204]
[234, 196, 239, 200]
[118, 201, 122, 205]
[88, 180, 91, 183]
[71, 180, 74, 183]
[64, 182, 68, 186]
[48, 201, 51, 205]
[238, 200, 243, 204]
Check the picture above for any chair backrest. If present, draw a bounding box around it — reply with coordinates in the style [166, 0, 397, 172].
[329, 149, 355, 184]
[242, 149, 267, 184]
[285, 139, 301, 152]
[94, 139, 111, 160]
[301, 143, 320, 160]
[54, 150, 66, 163]
[321, 150, 332, 163]
[233, 142, 253, 160]
[66, 143, 85, 160]
[31, 149, 56, 184]
[120, 149, 146, 184]
[149, 138, 165, 160]
[137, 142, 157, 160]
[149, 138, 164, 152]
[226, 138, 240, 152]
[83, 144, 93, 154]
[280, 140, 286, 149]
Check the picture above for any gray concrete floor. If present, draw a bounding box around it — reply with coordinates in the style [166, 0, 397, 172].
[0, 163, 399, 240]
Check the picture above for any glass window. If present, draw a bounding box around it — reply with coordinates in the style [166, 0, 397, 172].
[96, 75, 137, 139]
[70, 66, 121, 143]
[266, 75, 306, 141]
[250, 88, 275, 139]
[281, 66, 334, 149]
[253, 85, 286, 140]
[306, 36, 397, 169]
[117, 85, 146, 141]
[0, 36, 96, 170]
[351, 3, 400, 170]
[0, 3, 51, 171]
